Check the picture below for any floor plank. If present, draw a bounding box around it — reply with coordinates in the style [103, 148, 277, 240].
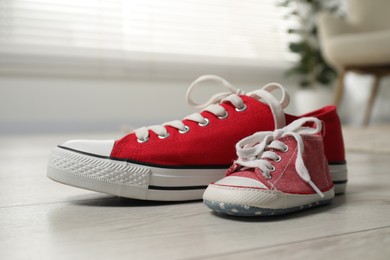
[0, 133, 119, 207]
[1, 133, 390, 259]
[204, 227, 390, 260]
[343, 125, 390, 154]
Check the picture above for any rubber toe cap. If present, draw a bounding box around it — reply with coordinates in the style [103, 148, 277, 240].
[215, 176, 268, 189]
[60, 140, 115, 157]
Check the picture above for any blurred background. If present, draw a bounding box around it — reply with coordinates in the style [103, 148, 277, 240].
[1, 0, 390, 134]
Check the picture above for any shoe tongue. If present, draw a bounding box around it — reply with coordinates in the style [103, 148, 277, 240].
[240, 96, 286, 130]
[242, 91, 287, 129]
[229, 168, 258, 179]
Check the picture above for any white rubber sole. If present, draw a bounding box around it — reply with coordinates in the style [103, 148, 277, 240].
[329, 164, 348, 194]
[47, 147, 226, 201]
[203, 184, 335, 216]
[47, 146, 347, 201]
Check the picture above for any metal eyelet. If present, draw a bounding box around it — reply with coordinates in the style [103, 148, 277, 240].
[270, 165, 276, 172]
[137, 136, 149, 143]
[274, 155, 282, 162]
[218, 111, 229, 120]
[178, 125, 190, 134]
[235, 104, 247, 112]
[158, 132, 170, 139]
[198, 118, 210, 127]
[282, 146, 289, 153]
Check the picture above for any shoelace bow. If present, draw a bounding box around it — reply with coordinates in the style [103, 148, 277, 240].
[134, 75, 290, 142]
[235, 117, 325, 198]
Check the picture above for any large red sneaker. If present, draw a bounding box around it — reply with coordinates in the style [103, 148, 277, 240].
[47, 75, 347, 201]
[203, 117, 335, 216]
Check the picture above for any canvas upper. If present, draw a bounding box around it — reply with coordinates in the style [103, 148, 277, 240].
[50, 75, 347, 201]
[107, 76, 345, 167]
[203, 117, 335, 216]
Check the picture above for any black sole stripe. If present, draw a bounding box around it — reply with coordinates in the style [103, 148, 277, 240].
[58, 146, 348, 188]
[333, 180, 348, 184]
[150, 181, 348, 191]
[329, 161, 347, 165]
[58, 146, 231, 169]
[59, 146, 348, 169]
[148, 185, 208, 191]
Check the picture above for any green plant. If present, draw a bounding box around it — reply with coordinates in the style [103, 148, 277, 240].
[279, 0, 340, 88]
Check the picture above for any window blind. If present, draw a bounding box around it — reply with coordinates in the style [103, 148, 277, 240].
[0, 0, 292, 77]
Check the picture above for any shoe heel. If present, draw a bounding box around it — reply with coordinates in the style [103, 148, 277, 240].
[329, 163, 348, 195]
[333, 182, 347, 195]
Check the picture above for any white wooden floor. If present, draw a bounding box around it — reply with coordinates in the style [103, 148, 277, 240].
[1, 130, 390, 260]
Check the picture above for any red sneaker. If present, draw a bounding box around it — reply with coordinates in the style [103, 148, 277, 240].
[203, 117, 335, 216]
[47, 75, 347, 201]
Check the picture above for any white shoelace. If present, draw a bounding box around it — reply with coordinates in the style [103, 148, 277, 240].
[235, 117, 325, 198]
[134, 75, 290, 142]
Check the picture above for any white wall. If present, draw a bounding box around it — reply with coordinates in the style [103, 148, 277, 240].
[1, 69, 390, 134]
[0, 66, 294, 134]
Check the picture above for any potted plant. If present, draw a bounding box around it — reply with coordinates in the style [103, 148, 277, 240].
[279, 0, 340, 114]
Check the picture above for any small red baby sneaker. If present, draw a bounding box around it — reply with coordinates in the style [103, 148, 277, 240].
[47, 75, 346, 201]
[203, 117, 334, 216]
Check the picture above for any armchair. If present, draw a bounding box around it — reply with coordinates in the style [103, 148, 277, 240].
[318, 0, 390, 125]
